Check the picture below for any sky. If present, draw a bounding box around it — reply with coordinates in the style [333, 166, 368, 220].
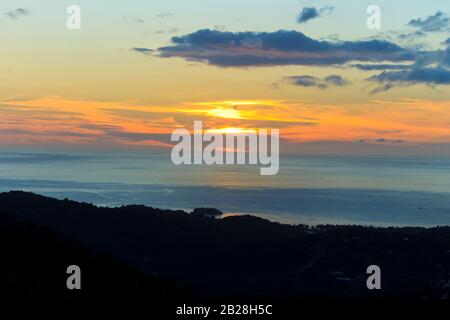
[1, 0, 450, 155]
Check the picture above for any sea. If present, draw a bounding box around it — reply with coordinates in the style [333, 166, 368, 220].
[2, 149, 450, 227]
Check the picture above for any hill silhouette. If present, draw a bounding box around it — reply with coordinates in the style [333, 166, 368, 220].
[1, 190, 450, 301]
[0, 212, 183, 301]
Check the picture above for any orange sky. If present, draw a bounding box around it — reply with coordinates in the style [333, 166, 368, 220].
[1, 97, 450, 151]
[2, 1, 450, 155]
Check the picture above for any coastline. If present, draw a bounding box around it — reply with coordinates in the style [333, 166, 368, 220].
[1, 190, 450, 302]
[2, 177, 450, 227]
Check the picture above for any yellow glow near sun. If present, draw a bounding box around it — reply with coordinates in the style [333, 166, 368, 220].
[197, 100, 260, 107]
[206, 107, 242, 119]
[206, 127, 257, 134]
[182, 100, 278, 120]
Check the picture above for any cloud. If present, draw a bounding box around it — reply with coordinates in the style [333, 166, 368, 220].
[157, 29, 415, 67]
[5, 8, 29, 19]
[444, 38, 450, 47]
[130, 47, 153, 55]
[351, 63, 410, 71]
[374, 138, 405, 144]
[0, 103, 82, 119]
[286, 75, 325, 88]
[407, 11, 450, 32]
[324, 75, 348, 86]
[297, 6, 334, 24]
[297, 7, 319, 23]
[1, 126, 172, 147]
[368, 66, 450, 92]
[356, 38, 450, 91]
[397, 30, 426, 41]
[393, 30, 428, 51]
[398, 47, 450, 71]
[285, 74, 348, 89]
[5, 97, 450, 149]
[134, 19, 145, 23]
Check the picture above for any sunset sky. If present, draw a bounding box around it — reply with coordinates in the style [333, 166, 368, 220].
[1, 0, 450, 155]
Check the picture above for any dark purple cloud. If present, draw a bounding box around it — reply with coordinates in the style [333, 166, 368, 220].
[285, 75, 348, 89]
[157, 29, 415, 67]
[368, 66, 450, 93]
[408, 11, 449, 32]
[351, 63, 411, 71]
[297, 7, 319, 23]
[130, 47, 154, 55]
[5, 8, 29, 19]
[444, 38, 450, 47]
[297, 6, 334, 24]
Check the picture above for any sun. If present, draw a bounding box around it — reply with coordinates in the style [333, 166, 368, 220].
[197, 100, 264, 119]
[206, 108, 242, 119]
[205, 127, 257, 134]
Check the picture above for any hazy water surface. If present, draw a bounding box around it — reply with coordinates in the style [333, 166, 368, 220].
[2, 150, 450, 226]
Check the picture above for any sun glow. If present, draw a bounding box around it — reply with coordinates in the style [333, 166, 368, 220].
[189, 100, 278, 120]
[206, 108, 242, 119]
[205, 127, 257, 134]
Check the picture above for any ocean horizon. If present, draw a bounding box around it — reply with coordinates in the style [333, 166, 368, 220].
[3, 150, 450, 227]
